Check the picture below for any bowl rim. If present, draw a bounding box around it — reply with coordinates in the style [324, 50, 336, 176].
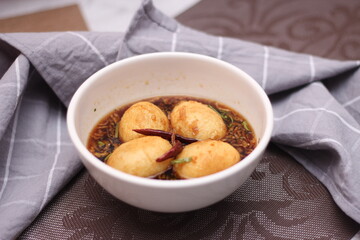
[66, 52, 273, 189]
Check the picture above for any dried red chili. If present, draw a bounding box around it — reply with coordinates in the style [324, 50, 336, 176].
[133, 129, 198, 144]
[156, 140, 183, 162]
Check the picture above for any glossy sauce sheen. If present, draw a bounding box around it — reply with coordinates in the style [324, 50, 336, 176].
[87, 96, 257, 179]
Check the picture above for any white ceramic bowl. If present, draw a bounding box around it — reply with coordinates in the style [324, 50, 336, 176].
[67, 52, 273, 212]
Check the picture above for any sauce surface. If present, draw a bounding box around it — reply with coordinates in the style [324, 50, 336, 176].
[87, 96, 257, 179]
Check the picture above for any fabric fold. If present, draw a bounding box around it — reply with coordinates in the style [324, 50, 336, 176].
[0, 32, 124, 106]
[0, 54, 29, 140]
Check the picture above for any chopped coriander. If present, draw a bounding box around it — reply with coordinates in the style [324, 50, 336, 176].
[97, 141, 106, 147]
[115, 122, 120, 138]
[171, 157, 192, 165]
[208, 104, 219, 113]
[242, 120, 250, 131]
[104, 153, 112, 162]
[208, 105, 233, 127]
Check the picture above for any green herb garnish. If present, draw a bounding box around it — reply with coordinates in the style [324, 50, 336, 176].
[171, 157, 192, 165]
[97, 141, 106, 147]
[208, 105, 219, 114]
[115, 122, 120, 138]
[104, 153, 112, 162]
[208, 105, 234, 127]
[242, 120, 250, 131]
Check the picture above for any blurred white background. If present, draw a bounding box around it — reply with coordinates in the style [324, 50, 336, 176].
[0, 0, 201, 31]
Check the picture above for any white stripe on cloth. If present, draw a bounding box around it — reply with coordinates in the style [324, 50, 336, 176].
[0, 174, 42, 181]
[40, 103, 62, 210]
[67, 32, 109, 66]
[293, 137, 344, 148]
[34, 32, 64, 52]
[217, 37, 223, 60]
[0, 200, 37, 208]
[0, 83, 17, 90]
[0, 167, 67, 182]
[309, 98, 333, 135]
[292, 137, 351, 161]
[262, 46, 269, 90]
[274, 107, 360, 135]
[309, 55, 315, 82]
[0, 102, 22, 200]
[0, 59, 22, 201]
[15, 58, 21, 98]
[171, 27, 180, 52]
[13, 138, 73, 147]
[343, 96, 360, 107]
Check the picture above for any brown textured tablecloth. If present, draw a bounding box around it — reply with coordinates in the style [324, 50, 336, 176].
[19, 0, 360, 239]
